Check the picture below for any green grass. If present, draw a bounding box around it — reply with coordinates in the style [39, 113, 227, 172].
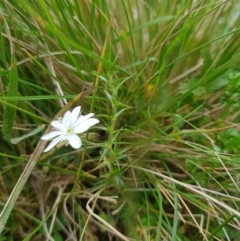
[1, 0, 240, 240]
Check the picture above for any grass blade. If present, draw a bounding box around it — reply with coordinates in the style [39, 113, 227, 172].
[3, 57, 18, 142]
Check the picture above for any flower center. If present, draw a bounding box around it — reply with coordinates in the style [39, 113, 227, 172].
[67, 128, 74, 135]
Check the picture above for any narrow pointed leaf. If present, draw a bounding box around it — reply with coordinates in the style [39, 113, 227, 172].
[11, 125, 45, 144]
[3, 57, 19, 142]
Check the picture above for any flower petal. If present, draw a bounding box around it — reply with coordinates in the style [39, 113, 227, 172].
[70, 106, 81, 125]
[41, 131, 63, 140]
[51, 120, 66, 131]
[62, 110, 71, 124]
[74, 118, 99, 133]
[75, 113, 95, 126]
[69, 134, 82, 149]
[43, 135, 64, 152]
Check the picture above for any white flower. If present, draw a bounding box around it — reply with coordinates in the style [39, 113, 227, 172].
[41, 106, 99, 152]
